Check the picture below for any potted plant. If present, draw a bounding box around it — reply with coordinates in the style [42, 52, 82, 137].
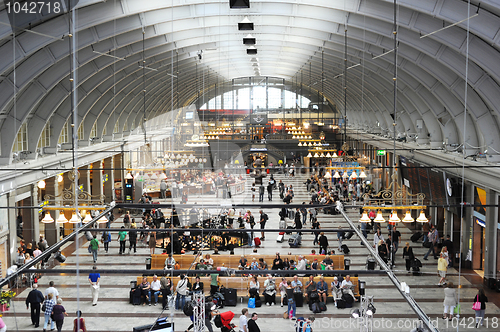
[0, 290, 16, 312]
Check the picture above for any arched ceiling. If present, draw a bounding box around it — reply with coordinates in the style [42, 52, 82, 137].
[1, 0, 500, 164]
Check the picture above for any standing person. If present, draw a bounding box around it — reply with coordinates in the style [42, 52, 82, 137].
[149, 226, 157, 255]
[258, 183, 265, 202]
[442, 235, 454, 267]
[73, 310, 86, 332]
[51, 298, 68, 332]
[251, 183, 256, 202]
[89, 234, 99, 264]
[285, 283, 296, 319]
[45, 281, 59, 300]
[318, 232, 328, 255]
[239, 308, 249, 332]
[43, 293, 56, 331]
[123, 211, 131, 228]
[443, 282, 457, 321]
[258, 210, 268, 240]
[0, 315, 6, 332]
[160, 180, 167, 199]
[423, 226, 439, 260]
[38, 235, 48, 252]
[279, 180, 285, 199]
[360, 221, 368, 245]
[373, 229, 384, 249]
[26, 283, 44, 327]
[175, 274, 190, 310]
[294, 209, 302, 235]
[247, 313, 260, 332]
[245, 218, 253, 247]
[128, 223, 137, 254]
[473, 289, 488, 328]
[101, 230, 111, 253]
[160, 275, 172, 310]
[117, 226, 127, 255]
[267, 180, 273, 201]
[437, 253, 448, 286]
[402, 242, 414, 273]
[391, 226, 401, 253]
[88, 266, 100, 306]
[278, 278, 288, 307]
[311, 219, 320, 245]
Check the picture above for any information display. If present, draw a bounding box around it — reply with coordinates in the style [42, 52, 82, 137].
[428, 168, 446, 205]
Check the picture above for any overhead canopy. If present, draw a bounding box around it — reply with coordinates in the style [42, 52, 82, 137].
[0, 0, 499, 164]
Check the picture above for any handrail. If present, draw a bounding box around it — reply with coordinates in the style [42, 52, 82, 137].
[0, 205, 114, 289]
[339, 206, 440, 332]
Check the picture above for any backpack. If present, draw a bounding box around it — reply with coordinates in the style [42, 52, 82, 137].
[183, 301, 194, 316]
[311, 302, 321, 313]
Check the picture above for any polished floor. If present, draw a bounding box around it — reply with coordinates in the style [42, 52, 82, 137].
[5, 171, 500, 331]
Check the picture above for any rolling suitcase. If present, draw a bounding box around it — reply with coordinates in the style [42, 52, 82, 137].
[277, 232, 285, 243]
[279, 220, 286, 229]
[254, 237, 261, 247]
[224, 288, 237, 306]
[294, 292, 304, 307]
[411, 232, 422, 242]
[341, 244, 350, 254]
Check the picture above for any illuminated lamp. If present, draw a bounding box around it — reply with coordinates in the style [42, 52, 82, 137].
[83, 213, 92, 223]
[69, 212, 81, 224]
[402, 210, 414, 223]
[333, 171, 340, 179]
[56, 212, 68, 223]
[389, 211, 401, 223]
[359, 211, 371, 223]
[307, 152, 312, 158]
[416, 210, 428, 223]
[359, 170, 367, 179]
[41, 212, 54, 223]
[37, 180, 46, 189]
[374, 210, 386, 223]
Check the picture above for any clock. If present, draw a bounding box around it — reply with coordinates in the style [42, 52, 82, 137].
[446, 178, 453, 197]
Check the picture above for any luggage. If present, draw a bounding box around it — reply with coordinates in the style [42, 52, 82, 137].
[279, 220, 286, 229]
[294, 292, 303, 307]
[411, 232, 422, 243]
[342, 292, 354, 304]
[336, 299, 346, 309]
[131, 288, 142, 305]
[341, 244, 350, 254]
[286, 226, 294, 235]
[311, 302, 321, 313]
[183, 301, 194, 316]
[224, 288, 237, 307]
[411, 258, 422, 276]
[344, 231, 354, 240]
[277, 233, 285, 243]
[423, 241, 431, 248]
[367, 256, 376, 270]
[309, 291, 319, 303]
[288, 234, 301, 248]
[255, 298, 262, 307]
[254, 237, 261, 247]
[318, 302, 326, 311]
[248, 297, 256, 308]
[214, 315, 223, 328]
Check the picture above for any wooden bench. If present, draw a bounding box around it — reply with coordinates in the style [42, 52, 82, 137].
[151, 254, 345, 270]
[134, 275, 359, 300]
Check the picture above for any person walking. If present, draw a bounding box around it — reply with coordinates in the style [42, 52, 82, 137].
[402, 242, 414, 273]
[267, 180, 273, 201]
[73, 310, 87, 332]
[101, 230, 111, 253]
[43, 293, 56, 332]
[239, 308, 249, 332]
[258, 210, 268, 240]
[437, 253, 448, 286]
[26, 283, 44, 327]
[149, 226, 157, 255]
[318, 232, 328, 255]
[473, 289, 488, 328]
[258, 183, 265, 202]
[88, 266, 100, 306]
[52, 298, 68, 332]
[128, 223, 137, 254]
[160, 180, 167, 199]
[443, 282, 457, 321]
[423, 226, 439, 260]
[89, 234, 99, 263]
[118, 226, 127, 254]
[247, 313, 260, 332]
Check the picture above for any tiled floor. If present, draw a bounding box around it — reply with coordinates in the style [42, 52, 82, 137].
[4, 171, 500, 331]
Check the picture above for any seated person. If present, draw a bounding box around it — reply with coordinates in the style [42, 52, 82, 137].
[238, 255, 248, 270]
[316, 276, 328, 303]
[303, 275, 317, 304]
[139, 277, 151, 305]
[271, 253, 283, 270]
[164, 254, 176, 270]
[258, 258, 268, 270]
[205, 254, 214, 269]
[263, 275, 276, 305]
[311, 258, 320, 270]
[250, 258, 259, 270]
[321, 255, 334, 270]
[341, 275, 357, 302]
[331, 277, 341, 302]
[291, 275, 303, 295]
[192, 276, 204, 294]
[248, 275, 260, 297]
[196, 259, 208, 270]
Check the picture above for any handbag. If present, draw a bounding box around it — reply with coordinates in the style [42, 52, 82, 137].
[41, 301, 46, 312]
[454, 305, 461, 314]
[248, 297, 256, 308]
[472, 301, 481, 311]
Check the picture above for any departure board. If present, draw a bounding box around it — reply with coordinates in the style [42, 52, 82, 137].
[418, 166, 431, 202]
[428, 168, 446, 205]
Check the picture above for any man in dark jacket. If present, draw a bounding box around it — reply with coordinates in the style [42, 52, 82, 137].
[248, 313, 260, 332]
[26, 283, 44, 327]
